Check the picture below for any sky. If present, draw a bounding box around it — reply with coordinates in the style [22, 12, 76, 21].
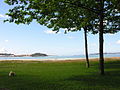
[0, 0, 120, 55]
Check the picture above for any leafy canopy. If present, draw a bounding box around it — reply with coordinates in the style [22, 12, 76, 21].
[4, 0, 120, 33]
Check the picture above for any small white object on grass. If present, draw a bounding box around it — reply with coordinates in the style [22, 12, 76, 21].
[9, 71, 16, 77]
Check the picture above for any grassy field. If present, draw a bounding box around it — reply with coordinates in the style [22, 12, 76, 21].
[0, 59, 120, 90]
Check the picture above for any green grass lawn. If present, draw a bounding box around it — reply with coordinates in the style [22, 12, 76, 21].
[0, 59, 120, 90]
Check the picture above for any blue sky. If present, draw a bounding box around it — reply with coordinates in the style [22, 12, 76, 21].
[0, 0, 120, 55]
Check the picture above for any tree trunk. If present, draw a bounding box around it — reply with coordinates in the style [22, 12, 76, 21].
[99, 0, 105, 75]
[84, 28, 90, 68]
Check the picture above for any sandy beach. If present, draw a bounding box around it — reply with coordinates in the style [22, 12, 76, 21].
[0, 57, 120, 63]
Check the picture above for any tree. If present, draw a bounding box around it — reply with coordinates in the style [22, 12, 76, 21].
[4, 0, 120, 75]
[4, 0, 94, 68]
[83, 27, 89, 68]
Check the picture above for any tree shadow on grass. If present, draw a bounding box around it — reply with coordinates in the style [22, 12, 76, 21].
[105, 61, 120, 69]
[3, 73, 120, 90]
[64, 61, 120, 89]
[63, 70, 120, 90]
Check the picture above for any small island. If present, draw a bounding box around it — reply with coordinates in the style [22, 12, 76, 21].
[31, 53, 48, 57]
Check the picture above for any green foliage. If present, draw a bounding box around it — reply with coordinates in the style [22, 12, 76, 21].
[4, 0, 120, 34]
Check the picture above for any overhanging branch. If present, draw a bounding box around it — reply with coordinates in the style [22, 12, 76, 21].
[62, 1, 99, 14]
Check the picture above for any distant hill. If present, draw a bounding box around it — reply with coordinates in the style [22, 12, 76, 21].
[90, 52, 120, 55]
[31, 53, 48, 57]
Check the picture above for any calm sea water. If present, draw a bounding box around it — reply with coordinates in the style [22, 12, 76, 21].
[0, 54, 120, 60]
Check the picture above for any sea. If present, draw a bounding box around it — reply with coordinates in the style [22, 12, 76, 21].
[0, 53, 120, 60]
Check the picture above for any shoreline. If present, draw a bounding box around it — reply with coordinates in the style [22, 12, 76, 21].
[0, 57, 120, 62]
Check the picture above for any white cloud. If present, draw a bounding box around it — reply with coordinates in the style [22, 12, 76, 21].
[44, 30, 61, 34]
[0, 14, 9, 18]
[0, 47, 7, 53]
[109, 34, 114, 36]
[117, 40, 120, 44]
[62, 28, 68, 31]
[44, 30, 56, 34]
[5, 40, 9, 42]
[62, 28, 77, 31]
